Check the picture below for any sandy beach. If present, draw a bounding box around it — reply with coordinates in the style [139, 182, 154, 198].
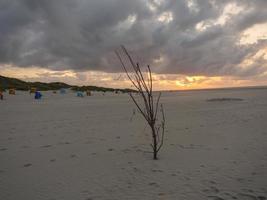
[0, 88, 267, 200]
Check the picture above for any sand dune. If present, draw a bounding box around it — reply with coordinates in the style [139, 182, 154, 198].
[0, 89, 267, 200]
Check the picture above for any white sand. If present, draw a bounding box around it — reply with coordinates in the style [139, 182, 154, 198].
[0, 89, 267, 200]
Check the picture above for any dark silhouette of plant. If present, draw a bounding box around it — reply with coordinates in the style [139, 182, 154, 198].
[115, 46, 165, 160]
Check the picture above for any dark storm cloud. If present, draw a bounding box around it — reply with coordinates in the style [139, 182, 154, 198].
[0, 0, 266, 77]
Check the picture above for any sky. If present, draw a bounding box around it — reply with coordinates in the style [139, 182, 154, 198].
[0, 0, 267, 90]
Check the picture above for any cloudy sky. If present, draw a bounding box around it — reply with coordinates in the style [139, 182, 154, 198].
[0, 0, 267, 90]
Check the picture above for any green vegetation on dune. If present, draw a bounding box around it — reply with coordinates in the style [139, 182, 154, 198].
[71, 85, 135, 93]
[0, 75, 29, 91]
[28, 82, 71, 91]
[0, 75, 135, 93]
[0, 75, 71, 91]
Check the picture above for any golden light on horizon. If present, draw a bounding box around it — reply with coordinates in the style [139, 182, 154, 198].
[1, 62, 267, 91]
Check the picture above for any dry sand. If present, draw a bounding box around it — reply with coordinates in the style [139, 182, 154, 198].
[0, 88, 267, 200]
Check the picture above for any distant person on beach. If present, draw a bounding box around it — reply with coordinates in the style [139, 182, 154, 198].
[0, 91, 3, 100]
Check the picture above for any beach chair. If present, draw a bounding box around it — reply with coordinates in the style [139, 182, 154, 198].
[60, 88, 66, 94]
[76, 91, 84, 97]
[86, 90, 91, 96]
[9, 89, 16, 95]
[34, 91, 42, 99]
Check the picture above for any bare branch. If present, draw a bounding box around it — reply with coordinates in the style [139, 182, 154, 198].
[115, 51, 139, 90]
[116, 45, 166, 160]
[129, 93, 148, 121]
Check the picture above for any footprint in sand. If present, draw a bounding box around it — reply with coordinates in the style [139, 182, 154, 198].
[151, 169, 163, 173]
[207, 196, 224, 200]
[70, 154, 77, 158]
[50, 159, 56, 162]
[236, 193, 258, 200]
[23, 163, 32, 167]
[148, 182, 159, 187]
[203, 186, 220, 199]
[209, 186, 219, 193]
[21, 145, 30, 149]
[184, 176, 191, 181]
[224, 192, 237, 199]
[58, 142, 71, 145]
[236, 178, 245, 182]
[0, 148, 7, 151]
[242, 189, 255, 193]
[122, 148, 131, 153]
[209, 180, 217, 185]
[41, 145, 52, 148]
[133, 167, 139, 172]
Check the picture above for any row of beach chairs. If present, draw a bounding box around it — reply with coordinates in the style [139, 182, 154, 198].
[0, 88, 92, 100]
